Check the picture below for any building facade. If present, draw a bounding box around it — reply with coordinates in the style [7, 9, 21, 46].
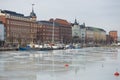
[0, 9, 38, 46]
[53, 18, 72, 43]
[0, 21, 5, 41]
[72, 19, 86, 44]
[109, 31, 118, 43]
[80, 23, 86, 44]
[0, 21, 6, 46]
[72, 19, 81, 43]
[0, 9, 72, 45]
[37, 18, 72, 44]
[0, 9, 108, 46]
[86, 26, 106, 45]
[86, 27, 94, 44]
[37, 20, 59, 43]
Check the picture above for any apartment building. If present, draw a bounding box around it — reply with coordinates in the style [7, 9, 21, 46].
[86, 27, 106, 45]
[53, 18, 72, 43]
[71, 19, 86, 43]
[109, 31, 118, 43]
[0, 9, 38, 46]
[0, 21, 6, 46]
[37, 20, 59, 43]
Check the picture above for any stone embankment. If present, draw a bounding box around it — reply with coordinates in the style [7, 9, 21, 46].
[0, 47, 18, 51]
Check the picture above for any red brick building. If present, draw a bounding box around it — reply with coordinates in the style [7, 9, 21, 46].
[38, 18, 72, 44]
[53, 18, 72, 43]
[0, 9, 41, 46]
[109, 31, 118, 43]
[0, 9, 72, 46]
[37, 20, 60, 43]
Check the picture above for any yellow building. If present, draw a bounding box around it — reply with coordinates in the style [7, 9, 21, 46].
[86, 27, 106, 45]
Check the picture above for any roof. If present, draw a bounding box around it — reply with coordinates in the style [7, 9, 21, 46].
[2, 10, 24, 17]
[30, 10, 36, 18]
[54, 18, 71, 27]
[109, 30, 117, 32]
[80, 24, 85, 28]
[0, 9, 35, 19]
[37, 20, 59, 27]
[86, 26, 106, 32]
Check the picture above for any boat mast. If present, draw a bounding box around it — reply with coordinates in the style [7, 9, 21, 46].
[52, 20, 55, 43]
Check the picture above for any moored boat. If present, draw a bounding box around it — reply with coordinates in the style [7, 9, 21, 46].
[65, 43, 81, 49]
[18, 43, 65, 51]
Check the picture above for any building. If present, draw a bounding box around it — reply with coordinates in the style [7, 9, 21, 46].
[118, 37, 120, 42]
[53, 18, 72, 43]
[80, 23, 86, 44]
[0, 8, 108, 46]
[71, 19, 81, 43]
[37, 20, 59, 43]
[71, 19, 86, 44]
[0, 21, 5, 41]
[0, 8, 38, 46]
[0, 21, 5, 46]
[37, 18, 72, 44]
[109, 31, 118, 43]
[86, 26, 106, 45]
[106, 34, 111, 44]
[86, 27, 94, 44]
[0, 8, 72, 45]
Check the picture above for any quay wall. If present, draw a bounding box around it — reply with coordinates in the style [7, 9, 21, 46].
[0, 47, 18, 51]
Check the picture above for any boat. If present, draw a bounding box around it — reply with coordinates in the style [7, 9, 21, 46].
[19, 47, 53, 51]
[18, 43, 64, 51]
[65, 43, 81, 49]
[19, 46, 41, 51]
[18, 43, 53, 51]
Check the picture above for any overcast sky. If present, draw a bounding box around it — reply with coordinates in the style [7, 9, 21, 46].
[0, 0, 120, 36]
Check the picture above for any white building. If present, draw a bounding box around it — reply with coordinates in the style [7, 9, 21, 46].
[80, 23, 86, 43]
[72, 19, 86, 43]
[0, 21, 5, 41]
[72, 19, 81, 38]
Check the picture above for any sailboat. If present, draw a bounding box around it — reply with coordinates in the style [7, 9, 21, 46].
[50, 20, 65, 50]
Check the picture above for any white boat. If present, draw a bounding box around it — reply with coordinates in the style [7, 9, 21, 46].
[65, 43, 81, 49]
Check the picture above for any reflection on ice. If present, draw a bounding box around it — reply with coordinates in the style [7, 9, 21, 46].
[0, 47, 120, 80]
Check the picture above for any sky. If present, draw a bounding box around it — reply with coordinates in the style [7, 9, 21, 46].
[0, 0, 120, 36]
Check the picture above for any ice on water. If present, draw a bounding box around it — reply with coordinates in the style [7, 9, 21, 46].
[0, 47, 120, 80]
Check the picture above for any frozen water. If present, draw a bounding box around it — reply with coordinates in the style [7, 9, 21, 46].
[0, 47, 120, 80]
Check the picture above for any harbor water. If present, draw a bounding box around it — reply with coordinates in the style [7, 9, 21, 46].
[0, 47, 120, 80]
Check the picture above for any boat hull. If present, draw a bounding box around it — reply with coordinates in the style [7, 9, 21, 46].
[19, 47, 60, 51]
[18, 47, 65, 51]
